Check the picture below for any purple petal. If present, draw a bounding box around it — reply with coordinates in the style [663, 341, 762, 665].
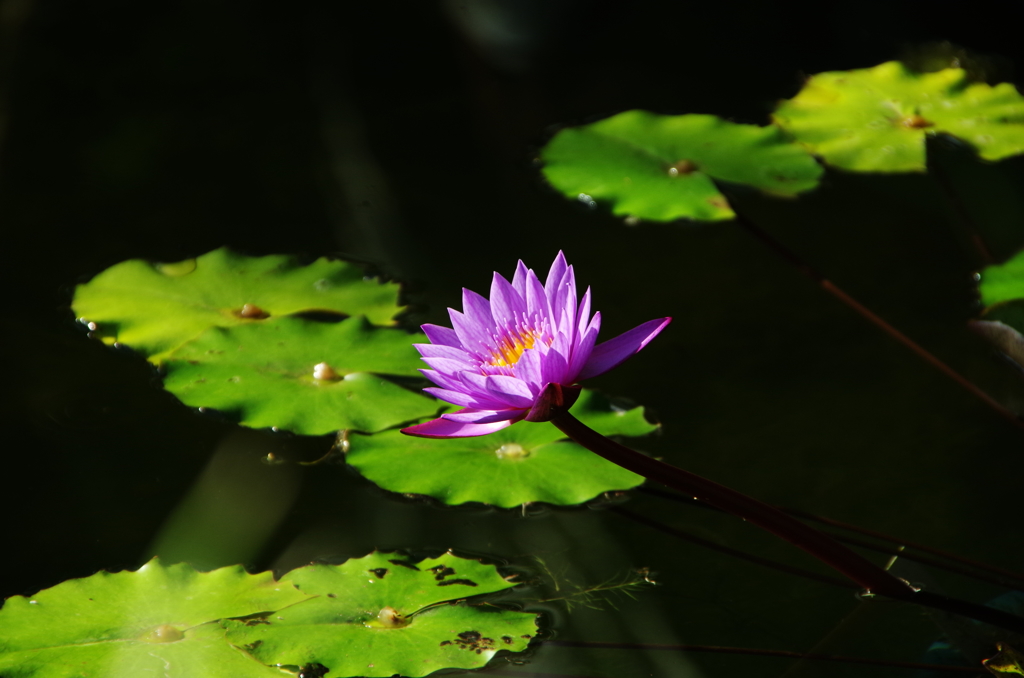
[402, 416, 517, 438]
[462, 288, 494, 330]
[540, 346, 573, 387]
[474, 362, 513, 378]
[449, 309, 492, 358]
[578, 317, 672, 380]
[457, 370, 493, 392]
[524, 268, 551, 321]
[545, 251, 567, 292]
[452, 372, 527, 408]
[419, 368, 464, 391]
[558, 267, 578, 337]
[415, 343, 474, 362]
[424, 386, 507, 410]
[511, 260, 529, 297]
[484, 374, 536, 408]
[544, 260, 566, 317]
[548, 264, 573, 325]
[567, 322, 600, 380]
[490, 273, 526, 327]
[513, 347, 544, 391]
[575, 287, 592, 340]
[421, 356, 474, 375]
[422, 324, 461, 347]
[442, 408, 523, 424]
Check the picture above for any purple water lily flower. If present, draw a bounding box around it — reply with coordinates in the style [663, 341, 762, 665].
[401, 252, 670, 439]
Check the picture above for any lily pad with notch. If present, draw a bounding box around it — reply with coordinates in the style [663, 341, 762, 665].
[72, 247, 405, 363]
[162, 316, 439, 435]
[223, 551, 536, 678]
[0, 559, 310, 678]
[772, 60, 1024, 172]
[540, 110, 823, 222]
[345, 389, 655, 507]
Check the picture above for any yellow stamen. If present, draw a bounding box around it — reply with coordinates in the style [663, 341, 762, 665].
[487, 327, 550, 367]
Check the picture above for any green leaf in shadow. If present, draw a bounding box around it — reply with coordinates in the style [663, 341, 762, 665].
[984, 642, 1024, 675]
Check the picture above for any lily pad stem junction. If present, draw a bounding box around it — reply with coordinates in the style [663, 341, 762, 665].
[549, 407, 1024, 635]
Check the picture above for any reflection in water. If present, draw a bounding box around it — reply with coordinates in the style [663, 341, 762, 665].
[145, 429, 301, 570]
[538, 511, 706, 678]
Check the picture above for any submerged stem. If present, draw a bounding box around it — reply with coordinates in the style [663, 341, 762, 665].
[927, 148, 996, 265]
[542, 640, 984, 674]
[550, 410, 1024, 635]
[611, 506, 856, 590]
[641, 485, 1024, 590]
[731, 211, 1023, 432]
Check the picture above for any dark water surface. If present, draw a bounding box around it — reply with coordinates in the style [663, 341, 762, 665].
[4, 2, 1024, 676]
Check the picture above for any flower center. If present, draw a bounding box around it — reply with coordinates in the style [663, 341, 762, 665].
[487, 326, 549, 367]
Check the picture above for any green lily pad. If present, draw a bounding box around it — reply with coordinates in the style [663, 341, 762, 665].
[345, 389, 655, 507]
[73, 247, 404, 363]
[978, 248, 1024, 308]
[540, 110, 823, 222]
[162, 316, 439, 434]
[0, 559, 310, 678]
[972, 249, 1024, 352]
[224, 552, 537, 678]
[772, 61, 1024, 172]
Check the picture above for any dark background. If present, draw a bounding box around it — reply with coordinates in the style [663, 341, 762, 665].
[4, 1, 1024, 676]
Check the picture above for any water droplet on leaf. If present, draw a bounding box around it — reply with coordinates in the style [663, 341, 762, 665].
[371, 606, 409, 628]
[495, 443, 529, 461]
[314, 362, 341, 381]
[901, 114, 934, 129]
[140, 624, 184, 643]
[667, 159, 697, 176]
[235, 303, 270, 319]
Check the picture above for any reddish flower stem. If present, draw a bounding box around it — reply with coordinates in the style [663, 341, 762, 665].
[731, 211, 1024, 432]
[641, 485, 1024, 590]
[550, 410, 1024, 634]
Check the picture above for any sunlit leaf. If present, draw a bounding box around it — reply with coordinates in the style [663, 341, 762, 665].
[224, 552, 536, 678]
[73, 248, 404, 363]
[541, 110, 823, 222]
[162, 316, 439, 434]
[978, 248, 1024, 308]
[773, 61, 1024, 172]
[0, 559, 310, 678]
[346, 389, 654, 507]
